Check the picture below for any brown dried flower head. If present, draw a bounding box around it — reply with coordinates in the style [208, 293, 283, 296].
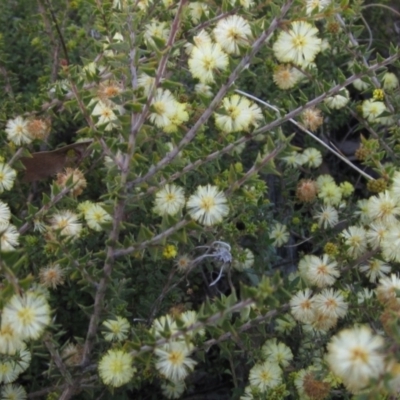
[39, 264, 65, 289]
[27, 118, 51, 140]
[301, 108, 323, 131]
[98, 81, 123, 104]
[303, 372, 331, 400]
[56, 168, 87, 197]
[62, 343, 84, 367]
[169, 304, 186, 318]
[296, 179, 318, 202]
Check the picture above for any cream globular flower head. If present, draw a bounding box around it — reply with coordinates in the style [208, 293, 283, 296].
[360, 259, 391, 283]
[275, 313, 296, 334]
[269, 222, 289, 247]
[326, 326, 385, 392]
[0, 163, 17, 193]
[232, 248, 255, 271]
[83, 203, 112, 231]
[391, 171, 400, 201]
[324, 89, 350, 109]
[5, 116, 33, 145]
[161, 380, 186, 399]
[282, 151, 305, 168]
[1, 292, 51, 340]
[273, 21, 322, 67]
[1, 383, 27, 400]
[316, 174, 334, 189]
[185, 30, 212, 55]
[313, 288, 348, 320]
[98, 349, 135, 387]
[362, 99, 387, 122]
[306, 309, 338, 332]
[155, 342, 197, 382]
[163, 102, 189, 133]
[149, 89, 178, 128]
[102, 316, 130, 342]
[152, 315, 179, 339]
[366, 221, 388, 249]
[50, 210, 82, 238]
[188, 42, 229, 84]
[0, 323, 24, 355]
[376, 273, 400, 304]
[214, 95, 263, 133]
[306, 0, 331, 15]
[0, 201, 11, 232]
[195, 83, 213, 98]
[381, 225, 400, 263]
[261, 339, 293, 368]
[39, 264, 65, 289]
[213, 15, 252, 55]
[12, 344, 31, 376]
[248, 361, 282, 392]
[305, 254, 340, 287]
[153, 184, 186, 217]
[229, 0, 254, 8]
[144, 21, 170, 48]
[91, 101, 118, 131]
[301, 148, 322, 168]
[179, 310, 205, 338]
[367, 190, 400, 225]
[273, 64, 303, 90]
[341, 225, 368, 259]
[186, 184, 229, 226]
[314, 205, 339, 229]
[0, 224, 20, 252]
[382, 72, 399, 90]
[318, 182, 342, 206]
[137, 73, 156, 96]
[290, 288, 315, 323]
[188, 2, 209, 24]
[0, 360, 19, 384]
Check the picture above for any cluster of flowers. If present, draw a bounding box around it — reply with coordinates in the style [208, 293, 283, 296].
[187, 16, 252, 83]
[41, 201, 112, 241]
[281, 171, 400, 394]
[0, 201, 19, 252]
[89, 81, 125, 131]
[282, 147, 323, 170]
[98, 311, 203, 398]
[0, 292, 51, 398]
[153, 184, 229, 226]
[270, 17, 399, 130]
[5, 116, 50, 145]
[242, 339, 293, 397]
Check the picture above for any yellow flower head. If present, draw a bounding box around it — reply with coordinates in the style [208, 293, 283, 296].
[373, 88, 385, 101]
[163, 244, 178, 259]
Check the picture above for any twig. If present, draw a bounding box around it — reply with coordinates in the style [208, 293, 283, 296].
[236, 89, 374, 180]
[43, 333, 73, 385]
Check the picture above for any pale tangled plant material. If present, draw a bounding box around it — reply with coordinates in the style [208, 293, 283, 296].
[190, 241, 233, 286]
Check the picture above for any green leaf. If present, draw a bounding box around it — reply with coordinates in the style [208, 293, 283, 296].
[137, 224, 154, 242]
